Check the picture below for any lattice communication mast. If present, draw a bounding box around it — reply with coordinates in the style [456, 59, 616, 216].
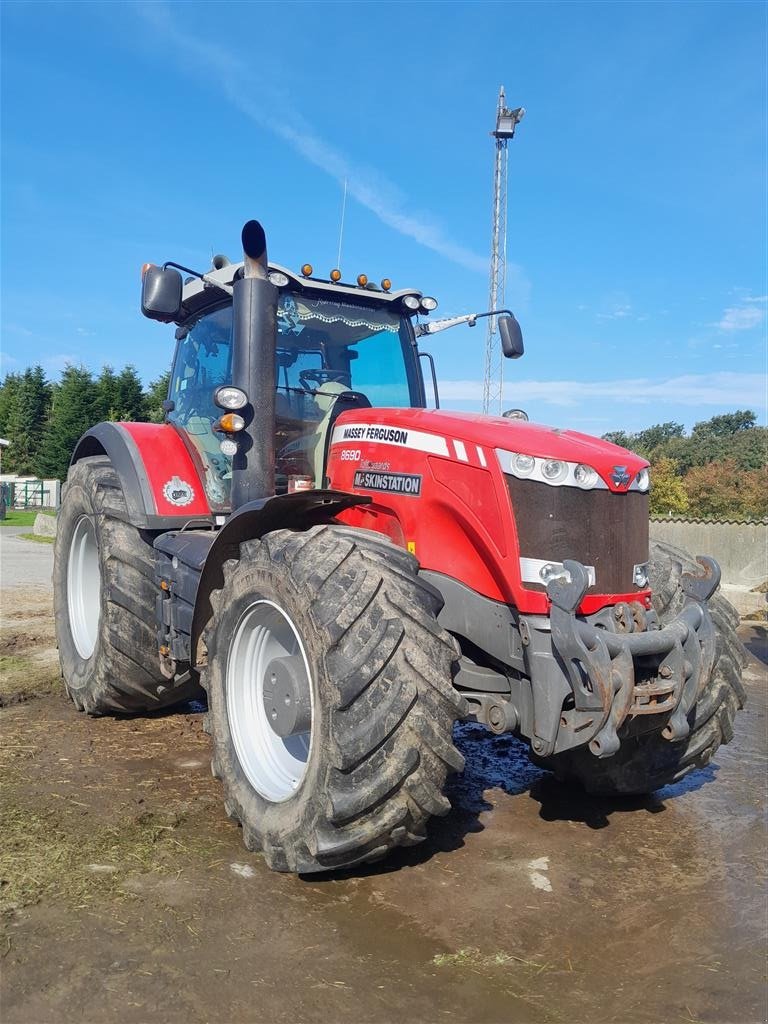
[482, 87, 524, 415]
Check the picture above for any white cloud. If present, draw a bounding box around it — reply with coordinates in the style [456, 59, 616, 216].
[715, 295, 766, 332]
[439, 371, 766, 409]
[597, 303, 633, 321]
[133, 4, 508, 280]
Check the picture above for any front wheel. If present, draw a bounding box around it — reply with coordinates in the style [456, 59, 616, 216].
[202, 524, 466, 873]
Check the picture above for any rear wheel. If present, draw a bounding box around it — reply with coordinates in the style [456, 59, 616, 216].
[203, 524, 466, 873]
[537, 540, 747, 795]
[54, 455, 201, 714]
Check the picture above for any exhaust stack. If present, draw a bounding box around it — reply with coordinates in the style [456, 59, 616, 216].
[230, 220, 278, 510]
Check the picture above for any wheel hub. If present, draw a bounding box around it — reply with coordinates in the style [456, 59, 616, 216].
[262, 655, 312, 738]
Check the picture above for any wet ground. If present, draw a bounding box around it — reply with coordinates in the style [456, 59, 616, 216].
[1, 532, 766, 1024]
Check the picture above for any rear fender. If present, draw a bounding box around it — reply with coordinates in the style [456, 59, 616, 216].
[71, 422, 212, 530]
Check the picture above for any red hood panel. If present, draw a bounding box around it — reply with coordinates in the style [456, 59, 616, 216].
[334, 408, 648, 491]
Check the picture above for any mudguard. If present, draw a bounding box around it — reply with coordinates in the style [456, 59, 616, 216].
[71, 422, 212, 530]
[188, 489, 371, 665]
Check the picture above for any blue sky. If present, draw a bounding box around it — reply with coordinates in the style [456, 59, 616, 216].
[2, 0, 766, 434]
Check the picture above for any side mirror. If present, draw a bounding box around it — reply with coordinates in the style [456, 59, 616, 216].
[499, 314, 524, 359]
[141, 265, 183, 323]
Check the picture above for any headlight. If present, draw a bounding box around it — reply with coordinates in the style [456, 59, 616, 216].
[634, 468, 650, 492]
[542, 459, 567, 483]
[219, 438, 238, 457]
[268, 271, 289, 287]
[420, 296, 438, 311]
[214, 385, 248, 410]
[511, 453, 535, 476]
[574, 463, 598, 489]
[402, 295, 420, 311]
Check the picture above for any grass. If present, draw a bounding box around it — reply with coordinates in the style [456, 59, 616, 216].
[0, 654, 60, 704]
[0, 802, 221, 912]
[19, 532, 54, 544]
[0, 509, 56, 528]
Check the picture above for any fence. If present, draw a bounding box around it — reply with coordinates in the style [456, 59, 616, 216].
[650, 517, 767, 589]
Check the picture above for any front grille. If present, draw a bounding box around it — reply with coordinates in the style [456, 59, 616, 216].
[505, 476, 649, 594]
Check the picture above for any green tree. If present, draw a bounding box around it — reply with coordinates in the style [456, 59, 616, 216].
[692, 410, 756, 438]
[96, 365, 121, 421]
[144, 371, 170, 423]
[0, 372, 21, 440]
[37, 366, 99, 480]
[633, 421, 685, 458]
[3, 366, 51, 475]
[115, 365, 146, 421]
[649, 456, 690, 517]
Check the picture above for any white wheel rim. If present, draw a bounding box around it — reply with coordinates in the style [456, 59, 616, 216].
[226, 600, 314, 803]
[67, 515, 101, 660]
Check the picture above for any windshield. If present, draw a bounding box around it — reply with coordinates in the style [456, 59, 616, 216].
[167, 292, 422, 509]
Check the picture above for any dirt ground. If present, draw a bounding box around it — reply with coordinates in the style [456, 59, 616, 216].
[1, 534, 766, 1024]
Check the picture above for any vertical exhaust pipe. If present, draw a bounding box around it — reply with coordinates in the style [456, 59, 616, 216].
[230, 220, 278, 510]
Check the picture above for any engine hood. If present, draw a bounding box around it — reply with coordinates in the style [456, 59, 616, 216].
[333, 407, 648, 491]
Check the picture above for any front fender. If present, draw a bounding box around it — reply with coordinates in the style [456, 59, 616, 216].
[190, 489, 370, 664]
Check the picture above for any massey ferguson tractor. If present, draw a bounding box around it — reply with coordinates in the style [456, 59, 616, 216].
[53, 220, 746, 873]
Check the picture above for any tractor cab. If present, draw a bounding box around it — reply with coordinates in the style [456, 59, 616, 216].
[161, 272, 428, 511]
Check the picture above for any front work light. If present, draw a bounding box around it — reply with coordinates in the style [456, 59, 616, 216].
[420, 296, 438, 311]
[402, 295, 420, 311]
[214, 386, 248, 410]
[219, 438, 238, 457]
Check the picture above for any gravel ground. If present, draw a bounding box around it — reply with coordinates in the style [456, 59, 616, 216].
[0, 526, 54, 590]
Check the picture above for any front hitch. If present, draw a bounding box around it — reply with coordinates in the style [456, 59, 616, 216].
[536, 557, 720, 759]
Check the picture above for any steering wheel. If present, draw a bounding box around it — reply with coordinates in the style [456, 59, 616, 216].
[299, 368, 350, 391]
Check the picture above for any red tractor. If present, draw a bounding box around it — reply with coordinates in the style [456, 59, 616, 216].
[53, 221, 746, 873]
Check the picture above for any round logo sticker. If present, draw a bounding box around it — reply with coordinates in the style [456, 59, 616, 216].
[162, 476, 195, 507]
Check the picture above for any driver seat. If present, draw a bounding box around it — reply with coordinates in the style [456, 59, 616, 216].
[308, 383, 371, 486]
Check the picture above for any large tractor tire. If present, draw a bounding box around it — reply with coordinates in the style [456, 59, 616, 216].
[538, 540, 747, 795]
[202, 524, 466, 873]
[54, 455, 200, 714]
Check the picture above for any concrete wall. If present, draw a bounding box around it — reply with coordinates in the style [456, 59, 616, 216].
[650, 518, 767, 588]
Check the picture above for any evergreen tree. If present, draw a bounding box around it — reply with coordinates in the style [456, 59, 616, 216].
[144, 371, 171, 423]
[115, 365, 146, 421]
[96, 365, 121, 421]
[0, 372, 21, 440]
[37, 366, 99, 480]
[3, 366, 51, 476]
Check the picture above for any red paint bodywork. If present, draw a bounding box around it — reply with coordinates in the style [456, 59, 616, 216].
[326, 408, 650, 615]
[119, 422, 211, 519]
[123, 408, 650, 615]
